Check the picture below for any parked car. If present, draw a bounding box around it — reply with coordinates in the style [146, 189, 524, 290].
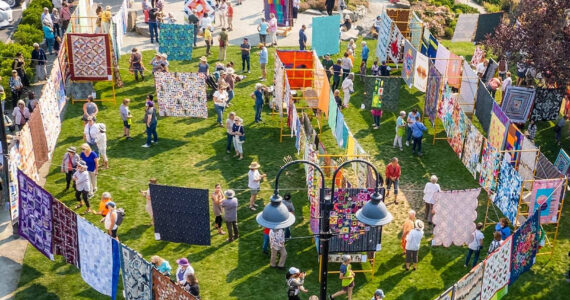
[0, 1, 13, 28]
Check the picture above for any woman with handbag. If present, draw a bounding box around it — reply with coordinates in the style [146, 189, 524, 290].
[232, 117, 244, 160]
[12, 100, 30, 131]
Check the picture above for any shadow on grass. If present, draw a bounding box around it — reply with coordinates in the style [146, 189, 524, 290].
[14, 283, 60, 300]
[110, 137, 187, 159]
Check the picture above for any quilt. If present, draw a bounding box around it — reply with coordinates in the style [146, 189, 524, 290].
[504, 124, 524, 168]
[77, 217, 120, 297]
[501, 86, 536, 123]
[152, 269, 194, 300]
[8, 146, 20, 223]
[39, 64, 63, 156]
[28, 109, 48, 169]
[448, 98, 467, 158]
[425, 63, 442, 126]
[535, 152, 564, 180]
[470, 46, 485, 68]
[531, 88, 564, 121]
[510, 210, 540, 285]
[494, 154, 522, 224]
[158, 24, 195, 61]
[461, 123, 484, 179]
[17, 125, 39, 182]
[387, 25, 403, 65]
[438, 84, 453, 122]
[475, 81, 494, 133]
[479, 142, 500, 193]
[474, 12, 503, 42]
[427, 32, 438, 59]
[446, 53, 463, 89]
[401, 40, 416, 88]
[413, 52, 429, 92]
[554, 149, 570, 177]
[17, 170, 53, 259]
[184, 0, 214, 19]
[454, 263, 485, 300]
[488, 102, 509, 150]
[529, 179, 564, 224]
[274, 58, 285, 116]
[409, 12, 423, 50]
[432, 188, 481, 247]
[120, 244, 153, 300]
[154, 72, 208, 118]
[263, 0, 293, 27]
[363, 77, 401, 111]
[375, 11, 393, 63]
[481, 236, 512, 300]
[434, 43, 449, 76]
[328, 93, 337, 135]
[459, 60, 478, 114]
[52, 200, 80, 267]
[312, 16, 340, 56]
[518, 138, 538, 184]
[482, 58, 498, 85]
[335, 110, 346, 148]
[150, 184, 211, 245]
[328, 188, 383, 253]
[67, 34, 112, 81]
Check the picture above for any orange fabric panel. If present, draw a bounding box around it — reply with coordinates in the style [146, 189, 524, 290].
[277, 50, 314, 89]
[314, 52, 330, 117]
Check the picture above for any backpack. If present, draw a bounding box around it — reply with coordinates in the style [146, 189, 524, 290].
[115, 208, 125, 226]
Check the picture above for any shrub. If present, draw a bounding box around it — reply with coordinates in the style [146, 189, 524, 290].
[444, 27, 454, 39]
[13, 24, 44, 47]
[27, 0, 53, 10]
[0, 43, 35, 99]
[21, 7, 43, 28]
[483, 2, 501, 12]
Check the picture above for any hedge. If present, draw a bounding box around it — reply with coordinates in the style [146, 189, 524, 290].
[13, 24, 44, 47]
[0, 43, 35, 104]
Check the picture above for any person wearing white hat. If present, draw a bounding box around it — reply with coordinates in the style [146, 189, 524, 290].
[372, 289, 385, 300]
[247, 161, 266, 210]
[330, 255, 354, 299]
[104, 201, 118, 239]
[221, 189, 239, 242]
[393, 111, 406, 151]
[72, 160, 94, 215]
[232, 117, 245, 159]
[251, 83, 265, 123]
[423, 175, 441, 224]
[405, 220, 424, 271]
[341, 73, 354, 108]
[61, 146, 80, 191]
[95, 123, 108, 169]
[286, 267, 308, 299]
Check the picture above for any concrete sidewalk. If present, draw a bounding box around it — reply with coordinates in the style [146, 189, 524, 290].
[0, 208, 27, 300]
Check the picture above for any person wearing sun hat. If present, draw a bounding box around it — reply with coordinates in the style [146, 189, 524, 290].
[232, 117, 245, 159]
[372, 289, 385, 300]
[286, 267, 308, 299]
[198, 56, 209, 76]
[61, 146, 80, 191]
[221, 189, 239, 242]
[103, 201, 118, 239]
[72, 160, 94, 215]
[175, 257, 195, 285]
[405, 219, 424, 271]
[213, 83, 229, 126]
[247, 161, 266, 210]
[142, 96, 158, 148]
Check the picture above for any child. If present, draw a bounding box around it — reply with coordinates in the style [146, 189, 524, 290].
[488, 231, 502, 254]
[464, 222, 484, 267]
[262, 227, 270, 254]
[371, 60, 380, 76]
[371, 107, 382, 130]
[393, 111, 406, 151]
[96, 192, 113, 219]
[96, 123, 108, 169]
[334, 89, 342, 109]
[359, 61, 366, 81]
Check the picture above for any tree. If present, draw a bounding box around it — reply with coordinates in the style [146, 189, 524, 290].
[484, 0, 570, 85]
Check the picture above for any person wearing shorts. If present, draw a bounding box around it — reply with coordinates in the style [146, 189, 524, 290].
[257, 18, 269, 47]
[259, 43, 268, 81]
[120, 99, 132, 140]
[247, 162, 266, 210]
[330, 255, 354, 299]
[385, 157, 401, 204]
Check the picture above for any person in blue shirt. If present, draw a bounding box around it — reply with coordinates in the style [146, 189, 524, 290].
[151, 255, 172, 276]
[406, 108, 421, 146]
[361, 41, 369, 65]
[42, 21, 56, 55]
[251, 83, 265, 123]
[258, 44, 268, 81]
[299, 24, 307, 50]
[257, 18, 269, 47]
[494, 218, 511, 240]
[410, 121, 427, 156]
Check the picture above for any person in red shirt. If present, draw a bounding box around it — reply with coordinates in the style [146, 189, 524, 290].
[226, 3, 233, 31]
[385, 157, 401, 204]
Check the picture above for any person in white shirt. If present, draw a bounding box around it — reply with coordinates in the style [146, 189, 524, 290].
[213, 84, 229, 126]
[95, 123, 108, 169]
[83, 116, 100, 152]
[103, 201, 118, 239]
[341, 73, 354, 108]
[120, 98, 132, 139]
[52, 0, 62, 10]
[175, 258, 195, 285]
[269, 228, 287, 268]
[200, 12, 212, 32]
[218, 0, 227, 29]
[423, 175, 441, 224]
[72, 161, 94, 214]
[405, 220, 424, 271]
[41, 7, 53, 26]
[225, 112, 236, 153]
[247, 162, 266, 210]
[476, 59, 488, 78]
[12, 100, 30, 131]
[501, 72, 513, 100]
[465, 222, 484, 267]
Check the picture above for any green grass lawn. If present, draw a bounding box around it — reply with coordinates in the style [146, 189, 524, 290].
[15, 38, 570, 300]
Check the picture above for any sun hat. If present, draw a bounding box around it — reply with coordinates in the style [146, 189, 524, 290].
[105, 201, 116, 208]
[288, 267, 300, 275]
[415, 219, 424, 230]
[77, 160, 87, 168]
[224, 189, 235, 198]
[97, 123, 106, 133]
[67, 146, 77, 153]
[255, 83, 263, 89]
[200, 56, 207, 62]
[374, 289, 385, 297]
[160, 53, 168, 59]
[226, 68, 235, 74]
[249, 162, 261, 169]
[102, 192, 112, 199]
[400, 111, 406, 116]
[176, 258, 190, 266]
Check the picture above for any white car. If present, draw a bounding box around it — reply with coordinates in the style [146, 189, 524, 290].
[0, 1, 13, 28]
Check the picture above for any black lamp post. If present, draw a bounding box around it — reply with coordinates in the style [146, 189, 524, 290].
[256, 159, 393, 300]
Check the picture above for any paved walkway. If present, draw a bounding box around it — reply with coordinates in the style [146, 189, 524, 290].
[456, 0, 486, 13]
